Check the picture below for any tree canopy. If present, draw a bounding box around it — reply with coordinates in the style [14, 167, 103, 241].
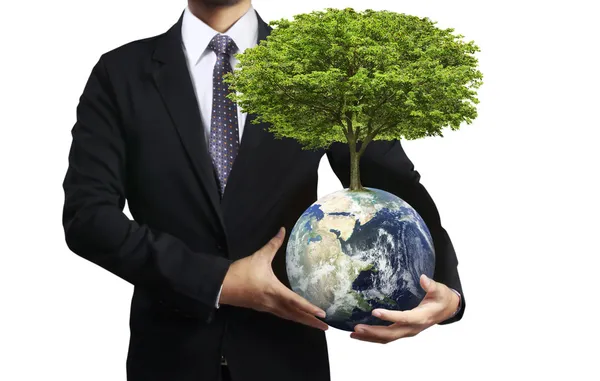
[224, 7, 483, 190]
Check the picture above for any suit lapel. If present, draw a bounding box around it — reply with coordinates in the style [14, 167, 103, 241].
[151, 12, 225, 234]
[149, 10, 273, 234]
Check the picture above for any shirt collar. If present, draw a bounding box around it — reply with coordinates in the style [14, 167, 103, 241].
[181, 5, 258, 67]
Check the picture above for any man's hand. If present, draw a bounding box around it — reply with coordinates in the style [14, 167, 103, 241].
[219, 227, 329, 331]
[350, 274, 460, 344]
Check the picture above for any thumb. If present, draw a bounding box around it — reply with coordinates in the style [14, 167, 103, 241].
[259, 227, 286, 260]
[420, 274, 437, 294]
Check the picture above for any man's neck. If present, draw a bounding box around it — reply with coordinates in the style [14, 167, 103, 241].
[187, 0, 252, 33]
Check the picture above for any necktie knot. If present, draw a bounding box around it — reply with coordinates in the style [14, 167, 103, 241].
[208, 34, 238, 56]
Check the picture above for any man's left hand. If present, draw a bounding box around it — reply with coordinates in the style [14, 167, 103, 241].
[350, 274, 460, 344]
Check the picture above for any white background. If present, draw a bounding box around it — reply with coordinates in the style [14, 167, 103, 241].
[1, 0, 599, 380]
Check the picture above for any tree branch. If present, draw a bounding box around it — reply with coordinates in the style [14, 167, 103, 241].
[370, 121, 400, 137]
[357, 128, 377, 157]
[364, 118, 373, 138]
[366, 89, 399, 124]
[345, 111, 354, 136]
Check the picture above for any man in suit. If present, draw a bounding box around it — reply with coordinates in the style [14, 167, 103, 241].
[62, 1, 465, 380]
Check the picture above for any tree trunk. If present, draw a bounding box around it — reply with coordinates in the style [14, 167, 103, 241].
[349, 150, 363, 191]
[345, 121, 373, 192]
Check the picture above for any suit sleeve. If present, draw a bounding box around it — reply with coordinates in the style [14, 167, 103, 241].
[326, 140, 465, 324]
[62, 56, 232, 323]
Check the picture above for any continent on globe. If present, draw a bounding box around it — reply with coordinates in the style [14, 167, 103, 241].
[286, 187, 435, 332]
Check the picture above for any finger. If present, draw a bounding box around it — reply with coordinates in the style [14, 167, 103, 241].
[273, 307, 329, 331]
[349, 333, 387, 344]
[352, 324, 418, 343]
[276, 284, 327, 318]
[420, 274, 438, 294]
[288, 310, 329, 331]
[371, 306, 434, 326]
[259, 227, 286, 259]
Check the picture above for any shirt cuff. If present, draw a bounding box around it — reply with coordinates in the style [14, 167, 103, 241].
[215, 284, 223, 308]
[448, 288, 462, 318]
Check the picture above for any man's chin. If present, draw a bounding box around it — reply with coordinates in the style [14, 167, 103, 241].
[197, 0, 244, 7]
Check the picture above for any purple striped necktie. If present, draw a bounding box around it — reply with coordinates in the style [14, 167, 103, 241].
[207, 34, 240, 196]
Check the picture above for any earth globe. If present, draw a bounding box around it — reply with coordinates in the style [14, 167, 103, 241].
[286, 187, 435, 331]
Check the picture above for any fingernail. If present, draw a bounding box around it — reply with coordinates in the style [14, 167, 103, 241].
[355, 326, 365, 334]
[276, 227, 284, 238]
[372, 310, 382, 318]
[316, 310, 326, 318]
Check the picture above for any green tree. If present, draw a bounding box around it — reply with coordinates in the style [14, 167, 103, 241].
[225, 7, 483, 191]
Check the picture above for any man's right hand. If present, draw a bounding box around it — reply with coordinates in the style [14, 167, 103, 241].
[219, 227, 329, 331]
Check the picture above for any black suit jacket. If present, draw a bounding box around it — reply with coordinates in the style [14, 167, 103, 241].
[62, 9, 465, 381]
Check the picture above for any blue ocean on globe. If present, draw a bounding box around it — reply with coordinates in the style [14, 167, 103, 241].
[286, 187, 435, 331]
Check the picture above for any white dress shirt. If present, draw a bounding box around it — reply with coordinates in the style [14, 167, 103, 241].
[181, 5, 258, 148]
[181, 5, 257, 308]
[179, 5, 462, 317]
